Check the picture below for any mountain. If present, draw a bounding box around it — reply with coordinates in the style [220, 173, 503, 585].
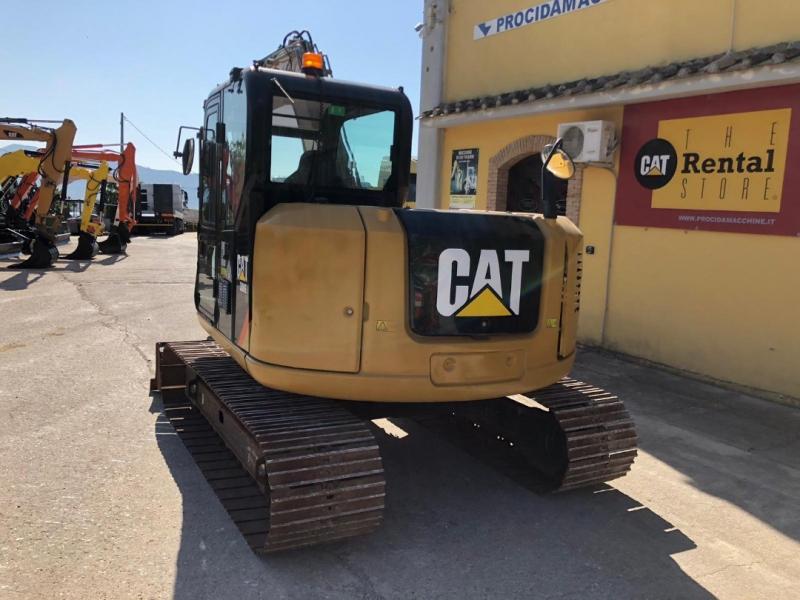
[0, 143, 199, 208]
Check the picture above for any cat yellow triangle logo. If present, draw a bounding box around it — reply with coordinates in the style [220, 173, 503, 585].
[645, 165, 663, 177]
[455, 286, 512, 318]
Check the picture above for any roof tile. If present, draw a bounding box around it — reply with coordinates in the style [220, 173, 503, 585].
[422, 41, 800, 119]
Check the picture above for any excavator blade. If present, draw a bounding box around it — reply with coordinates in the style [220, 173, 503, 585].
[9, 237, 58, 269]
[98, 223, 130, 254]
[64, 231, 99, 260]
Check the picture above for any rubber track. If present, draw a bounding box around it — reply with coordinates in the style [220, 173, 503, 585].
[153, 341, 385, 553]
[416, 379, 638, 492]
[527, 379, 638, 490]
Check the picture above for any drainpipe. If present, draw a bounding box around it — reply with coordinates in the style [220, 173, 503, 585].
[417, 0, 449, 209]
[728, 0, 738, 52]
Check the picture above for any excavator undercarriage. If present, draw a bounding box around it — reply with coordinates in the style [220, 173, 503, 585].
[152, 340, 637, 553]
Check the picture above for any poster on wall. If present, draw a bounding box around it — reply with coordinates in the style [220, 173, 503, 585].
[615, 85, 800, 236]
[450, 148, 479, 209]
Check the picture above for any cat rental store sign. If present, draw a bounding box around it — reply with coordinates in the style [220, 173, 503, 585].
[474, 0, 607, 40]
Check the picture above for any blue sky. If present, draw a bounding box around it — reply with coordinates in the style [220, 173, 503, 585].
[0, 0, 423, 171]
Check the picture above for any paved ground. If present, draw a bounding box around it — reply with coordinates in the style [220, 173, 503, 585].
[0, 233, 798, 600]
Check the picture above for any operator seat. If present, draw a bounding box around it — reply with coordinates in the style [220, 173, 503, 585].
[284, 149, 344, 188]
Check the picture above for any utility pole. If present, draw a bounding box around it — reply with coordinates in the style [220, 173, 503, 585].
[120, 112, 124, 153]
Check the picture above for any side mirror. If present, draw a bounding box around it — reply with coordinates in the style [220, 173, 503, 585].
[181, 138, 195, 176]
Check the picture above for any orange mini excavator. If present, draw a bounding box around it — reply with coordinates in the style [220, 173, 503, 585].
[67, 143, 138, 254]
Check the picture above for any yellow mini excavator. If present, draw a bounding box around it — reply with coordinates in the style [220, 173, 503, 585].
[152, 31, 637, 553]
[0, 150, 42, 252]
[62, 161, 111, 260]
[0, 118, 77, 267]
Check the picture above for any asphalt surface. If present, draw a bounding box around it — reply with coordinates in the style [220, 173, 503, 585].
[0, 233, 798, 600]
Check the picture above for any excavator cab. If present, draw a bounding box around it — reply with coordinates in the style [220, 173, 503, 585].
[180, 62, 412, 354]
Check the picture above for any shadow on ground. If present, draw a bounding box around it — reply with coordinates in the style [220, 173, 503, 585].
[0, 266, 47, 290]
[0, 249, 127, 289]
[574, 348, 800, 546]
[149, 391, 712, 600]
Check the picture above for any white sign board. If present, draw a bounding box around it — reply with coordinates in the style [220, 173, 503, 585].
[474, 0, 608, 40]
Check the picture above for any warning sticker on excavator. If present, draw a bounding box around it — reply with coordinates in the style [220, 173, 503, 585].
[237, 255, 249, 294]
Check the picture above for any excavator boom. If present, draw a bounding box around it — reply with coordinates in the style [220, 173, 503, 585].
[67, 143, 138, 254]
[0, 119, 77, 267]
[62, 161, 111, 260]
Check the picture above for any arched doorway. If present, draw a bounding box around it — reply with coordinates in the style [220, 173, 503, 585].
[487, 134, 582, 222]
[506, 154, 569, 214]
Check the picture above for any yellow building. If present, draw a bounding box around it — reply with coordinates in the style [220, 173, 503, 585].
[417, 0, 800, 400]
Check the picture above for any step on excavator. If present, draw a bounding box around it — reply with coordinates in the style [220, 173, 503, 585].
[0, 118, 76, 268]
[151, 31, 638, 553]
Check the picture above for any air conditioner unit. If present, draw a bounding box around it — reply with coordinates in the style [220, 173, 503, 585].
[556, 120, 617, 164]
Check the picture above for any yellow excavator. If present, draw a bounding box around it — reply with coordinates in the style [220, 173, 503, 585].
[61, 161, 111, 260]
[0, 118, 77, 267]
[0, 150, 43, 252]
[0, 149, 41, 181]
[152, 31, 637, 553]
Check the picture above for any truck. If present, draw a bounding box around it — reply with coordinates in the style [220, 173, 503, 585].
[134, 183, 186, 235]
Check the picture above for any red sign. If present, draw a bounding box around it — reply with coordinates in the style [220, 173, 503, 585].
[615, 85, 800, 236]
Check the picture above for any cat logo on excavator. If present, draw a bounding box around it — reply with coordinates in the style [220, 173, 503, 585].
[436, 248, 530, 318]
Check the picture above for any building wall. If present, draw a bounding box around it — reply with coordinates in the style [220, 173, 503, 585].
[444, 0, 800, 103]
[439, 106, 623, 211]
[603, 227, 800, 398]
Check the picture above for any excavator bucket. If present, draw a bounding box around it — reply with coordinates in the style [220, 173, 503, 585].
[10, 237, 58, 269]
[98, 223, 130, 254]
[64, 231, 99, 260]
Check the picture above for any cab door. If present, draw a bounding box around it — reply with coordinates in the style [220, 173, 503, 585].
[196, 96, 221, 322]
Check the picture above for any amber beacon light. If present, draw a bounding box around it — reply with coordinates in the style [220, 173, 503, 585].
[302, 52, 325, 74]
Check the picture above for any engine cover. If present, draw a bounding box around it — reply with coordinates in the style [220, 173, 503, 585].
[396, 210, 545, 337]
